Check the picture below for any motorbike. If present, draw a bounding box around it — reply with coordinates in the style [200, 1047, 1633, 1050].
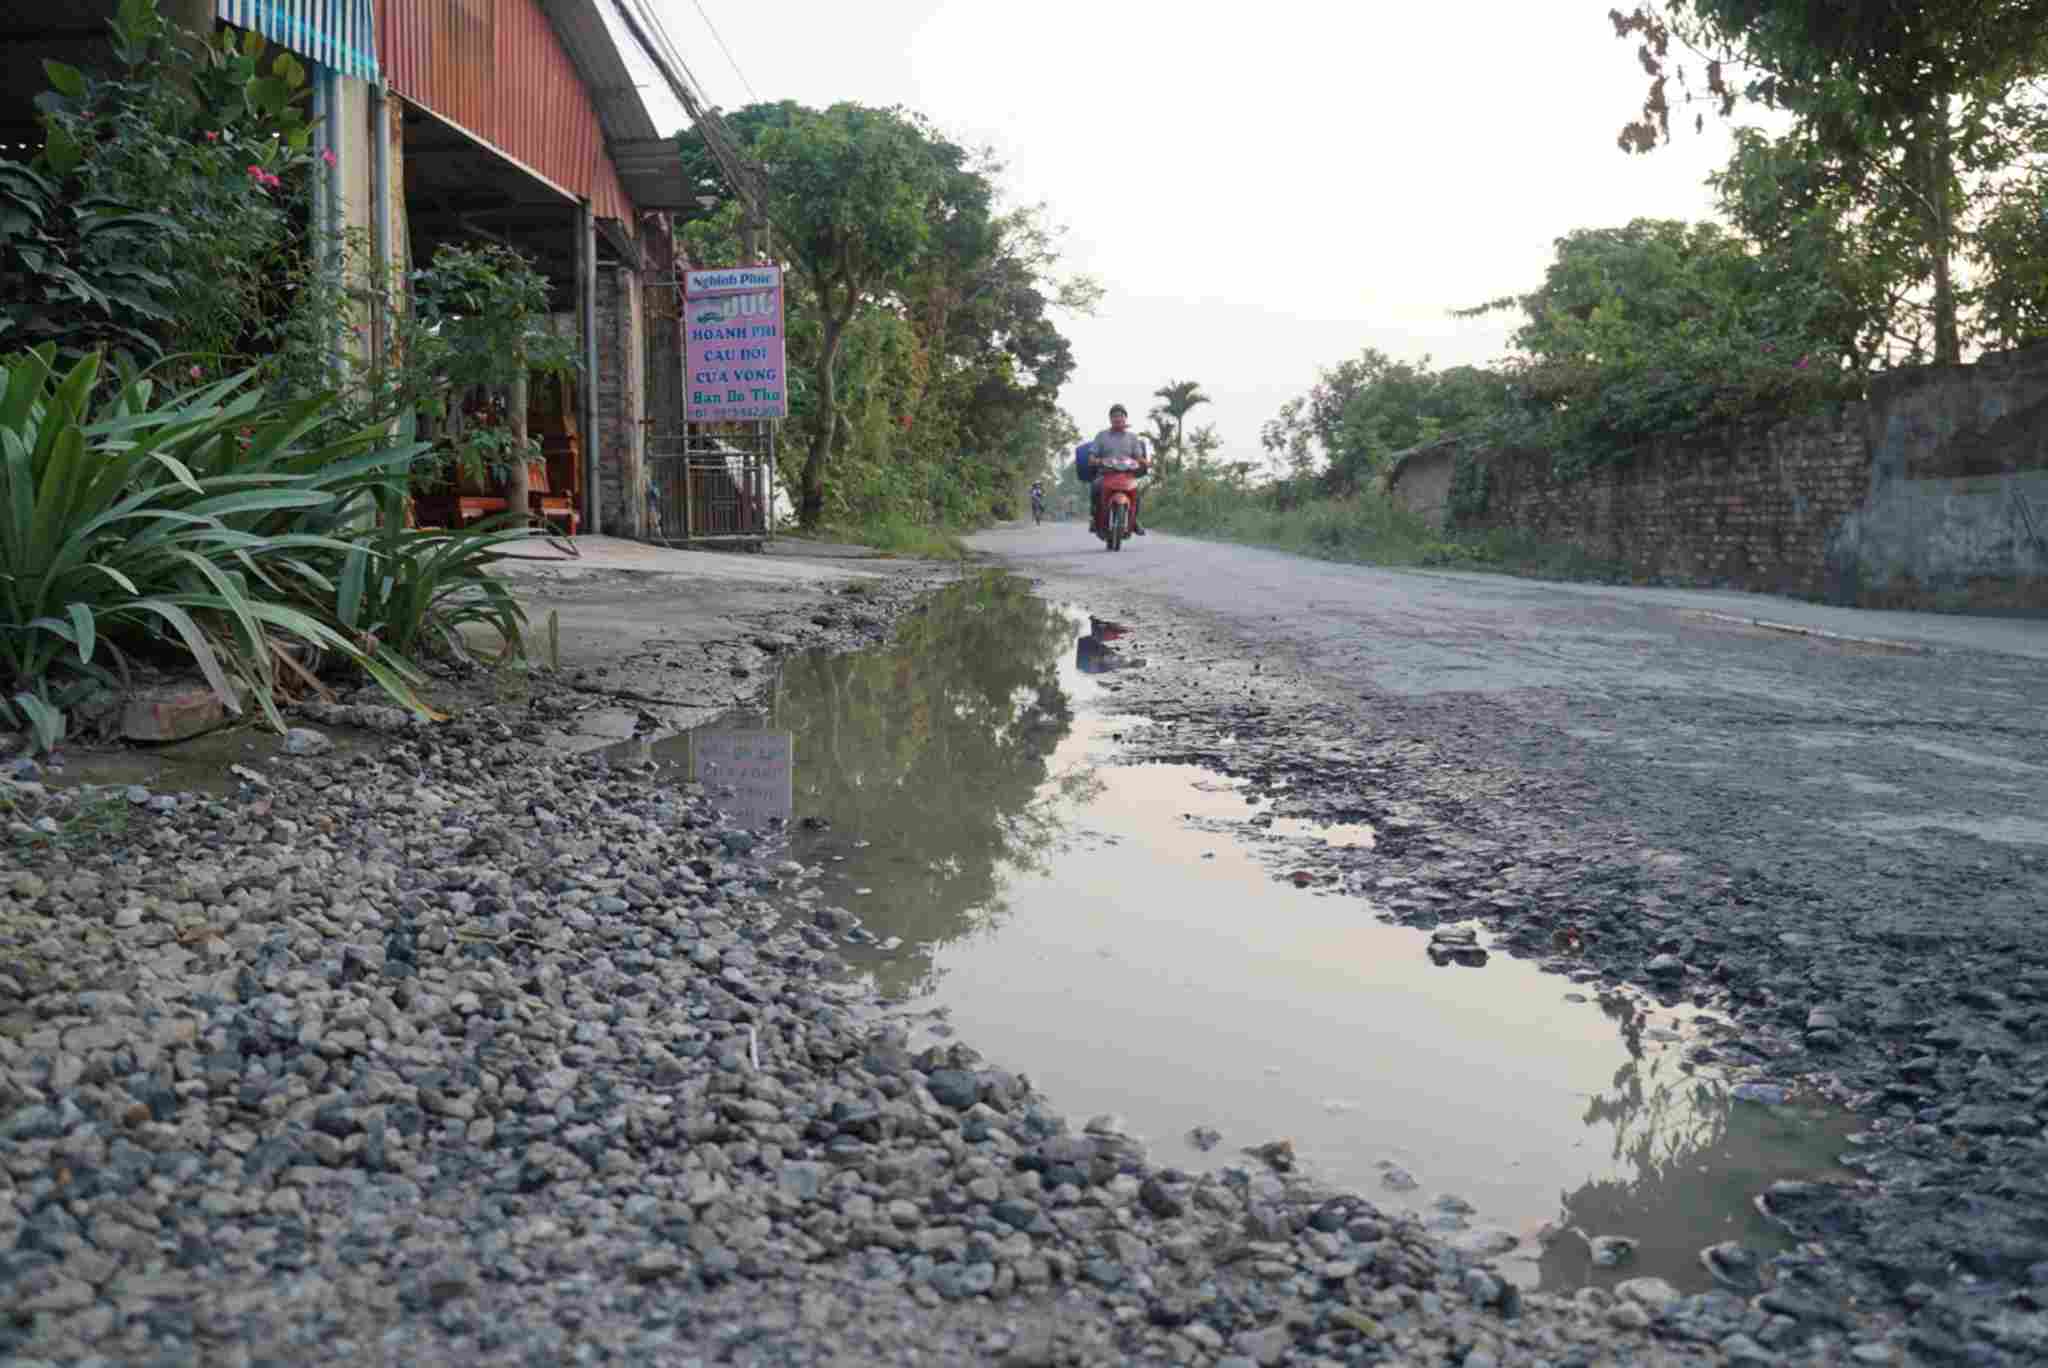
[1031, 488, 1045, 525]
[1092, 452, 1147, 551]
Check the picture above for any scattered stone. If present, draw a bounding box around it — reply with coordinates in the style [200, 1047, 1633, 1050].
[281, 726, 334, 756]
[1589, 1235, 1638, 1267]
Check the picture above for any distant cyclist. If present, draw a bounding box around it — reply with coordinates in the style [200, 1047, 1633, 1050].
[1030, 480, 1045, 525]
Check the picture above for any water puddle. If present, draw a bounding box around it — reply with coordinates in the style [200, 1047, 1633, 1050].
[611, 574, 1859, 1293]
[30, 722, 377, 798]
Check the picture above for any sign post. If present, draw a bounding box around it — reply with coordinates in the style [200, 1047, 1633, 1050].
[685, 266, 787, 423]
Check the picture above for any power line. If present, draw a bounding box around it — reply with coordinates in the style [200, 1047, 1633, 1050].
[686, 0, 759, 105]
[608, 0, 763, 213]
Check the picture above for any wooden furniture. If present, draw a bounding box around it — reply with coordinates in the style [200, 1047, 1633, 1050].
[527, 374, 581, 537]
[411, 374, 583, 534]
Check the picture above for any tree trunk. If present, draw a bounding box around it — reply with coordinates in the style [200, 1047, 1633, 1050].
[1928, 106, 1961, 366]
[507, 367, 531, 531]
[801, 312, 845, 528]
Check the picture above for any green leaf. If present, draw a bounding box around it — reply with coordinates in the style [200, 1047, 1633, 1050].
[130, 600, 239, 714]
[337, 545, 368, 629]
[42, 61, 87, 99]
[66, 602, 94, 666]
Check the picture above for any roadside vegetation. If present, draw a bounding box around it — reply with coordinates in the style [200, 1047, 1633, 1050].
[677, 103, 1096, 542]
[1140, 0, 2048, 567]
[0, 1, 553, 753]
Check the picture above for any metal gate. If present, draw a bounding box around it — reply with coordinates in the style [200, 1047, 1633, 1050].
[647, 425, 777, 544]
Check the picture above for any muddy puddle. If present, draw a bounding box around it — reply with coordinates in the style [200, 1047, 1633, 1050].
[616, 574, 1858, 1293]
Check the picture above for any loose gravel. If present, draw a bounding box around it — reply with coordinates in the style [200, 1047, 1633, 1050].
[0, 582, 1762, 1367]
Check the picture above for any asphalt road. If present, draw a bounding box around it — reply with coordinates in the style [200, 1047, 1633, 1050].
[970, 520, 2048, 1358]
[973, 523, 2048, 928]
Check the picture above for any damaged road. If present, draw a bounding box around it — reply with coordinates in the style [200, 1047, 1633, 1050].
[974, 522, 2048, 1366]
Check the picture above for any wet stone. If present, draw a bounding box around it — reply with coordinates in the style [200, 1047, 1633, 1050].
[926, 1069, 980, 1110]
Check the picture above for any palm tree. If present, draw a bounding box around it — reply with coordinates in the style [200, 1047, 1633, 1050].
[1152, 379, 1212, 474]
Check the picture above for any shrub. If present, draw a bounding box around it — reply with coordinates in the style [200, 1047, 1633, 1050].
[0, 347, 525, 749]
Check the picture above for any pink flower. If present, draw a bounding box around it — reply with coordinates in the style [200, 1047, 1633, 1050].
[203, 130, 220, 143]
[188, 365, 202, 380]
[1796, 356, 1810, 369]
[320, 148, 336, 168]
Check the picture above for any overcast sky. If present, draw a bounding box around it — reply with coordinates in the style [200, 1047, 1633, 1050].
[634, 0, 1754, 462]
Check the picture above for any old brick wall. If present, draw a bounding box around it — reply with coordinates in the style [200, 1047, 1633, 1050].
[594, 263, 645, 537]
[1418, 342, 2048, 613]
[1458, 410, 1869, 598]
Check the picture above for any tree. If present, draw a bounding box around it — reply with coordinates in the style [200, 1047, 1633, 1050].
[1144, 407, 1177, 460]
[1260, 349, 1502, 494]
[679, 106, 1093, 530]
[1610, 2, 2048, 364]
[742, 104, 951, 526]
[1151, 378, 1211, 474]
[1458, 218, 1856, 472]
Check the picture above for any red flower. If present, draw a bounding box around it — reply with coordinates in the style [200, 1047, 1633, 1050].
[204, 130, 220, 143]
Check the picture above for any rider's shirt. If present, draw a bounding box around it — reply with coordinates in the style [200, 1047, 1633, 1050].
[1091, 429, 1145, 463]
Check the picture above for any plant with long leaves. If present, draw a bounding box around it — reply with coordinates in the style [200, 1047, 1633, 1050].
[0, 347, 455, 748]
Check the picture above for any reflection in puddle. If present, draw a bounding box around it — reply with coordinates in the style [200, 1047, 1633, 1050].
[620, 574, 1855, 1294]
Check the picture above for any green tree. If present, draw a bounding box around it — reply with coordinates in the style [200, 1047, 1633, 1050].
[1260, 350, 1502, 494]
[679, 106, 1091, 530]
[1610, 1, 2048, 364]
[1151, 378, 1211, 474]
[1458, 218, 1856, 473]
[749, 104, 953, 526]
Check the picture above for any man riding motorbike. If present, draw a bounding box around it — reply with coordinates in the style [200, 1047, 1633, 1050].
[1079, 402, 1148, 536]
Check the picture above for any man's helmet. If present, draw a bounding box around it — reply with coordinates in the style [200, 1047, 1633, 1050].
[1109, 403, 1127, 418]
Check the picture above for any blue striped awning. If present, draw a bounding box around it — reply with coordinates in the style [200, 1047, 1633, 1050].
[215, 0, 381, 83]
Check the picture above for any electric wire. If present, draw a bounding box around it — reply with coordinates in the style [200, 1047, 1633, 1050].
[685, 0, 759, 104]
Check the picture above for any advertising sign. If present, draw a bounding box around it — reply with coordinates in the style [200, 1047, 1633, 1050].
[691, 729, 794, 832]
[684, 266, 787, 422]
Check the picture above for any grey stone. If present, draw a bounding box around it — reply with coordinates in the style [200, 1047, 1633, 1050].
[925, 1068, 980, 1110]
[281, 727, 334, 757]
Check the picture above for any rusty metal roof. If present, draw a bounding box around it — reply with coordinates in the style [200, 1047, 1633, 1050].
[540, 1, 693, 211]
[376, 0, 684, 226]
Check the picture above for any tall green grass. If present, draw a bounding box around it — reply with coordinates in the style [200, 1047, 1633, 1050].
[1144, 482, 1626, 581]
[815, 514, 969, 561]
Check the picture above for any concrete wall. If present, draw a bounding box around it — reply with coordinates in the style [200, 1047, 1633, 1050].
[1398, 342, 2048, 614]
[1387, 439, 1456, 525]
[1826, 349, 2048, 612]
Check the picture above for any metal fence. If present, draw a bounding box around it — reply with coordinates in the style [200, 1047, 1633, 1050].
[647, 426, 777, 543]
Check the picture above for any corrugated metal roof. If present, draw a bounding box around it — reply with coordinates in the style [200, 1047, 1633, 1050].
[375, 0, 636, 226]
[216, 1, 382, 82]
[539, 2, 692, 212]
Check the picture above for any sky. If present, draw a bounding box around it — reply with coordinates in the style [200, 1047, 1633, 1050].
[631, 0, 1758, 464]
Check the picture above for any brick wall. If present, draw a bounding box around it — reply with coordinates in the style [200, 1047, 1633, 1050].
[1409, 342, 2048, 613]
[1458, 410, 1869, 599]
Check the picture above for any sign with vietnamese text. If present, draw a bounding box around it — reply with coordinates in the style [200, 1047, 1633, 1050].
[685, 266, 787, 422]
[691, 729, 794, 833]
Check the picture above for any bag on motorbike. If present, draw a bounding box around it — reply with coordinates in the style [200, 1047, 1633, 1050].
[1073, 441, 1097, 483]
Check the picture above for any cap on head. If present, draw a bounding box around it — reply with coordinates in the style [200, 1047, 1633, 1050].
[1109, 403, 1127, 418]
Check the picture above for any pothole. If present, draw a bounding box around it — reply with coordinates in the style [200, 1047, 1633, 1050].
[610, 573, 1858, 1294]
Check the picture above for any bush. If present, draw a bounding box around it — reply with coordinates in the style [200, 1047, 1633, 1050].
[2, 0, 316, 371]
[0, 347, 524, 750]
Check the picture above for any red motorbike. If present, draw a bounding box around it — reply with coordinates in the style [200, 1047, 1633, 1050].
[1092, 451, 1148, 552]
